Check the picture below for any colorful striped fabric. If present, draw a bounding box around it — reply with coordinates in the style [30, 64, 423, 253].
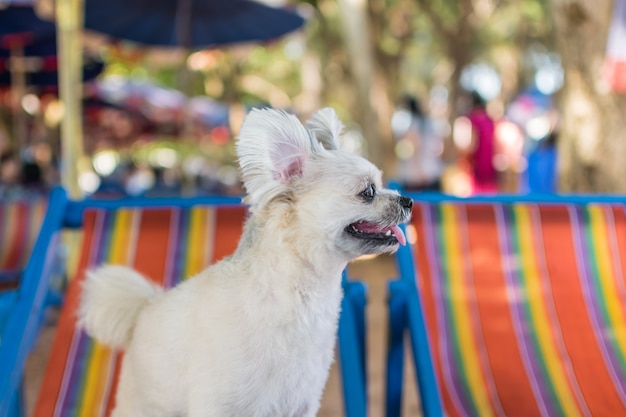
[33, 205, 246, 417]
[0, 198, 46, 277]
[409, 202, 626, 417]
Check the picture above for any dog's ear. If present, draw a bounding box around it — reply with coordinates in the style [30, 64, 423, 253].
[306, 107, 342, 151]
[237, 108, 314, 206]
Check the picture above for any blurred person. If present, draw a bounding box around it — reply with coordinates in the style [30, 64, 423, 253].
[393, 95, 444, 191]
[124, 162, 156, 196]
[525, 130, 558, 193]
[467, 91, 498, 193]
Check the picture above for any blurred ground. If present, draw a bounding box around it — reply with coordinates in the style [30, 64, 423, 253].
[24, 254, 420, 417]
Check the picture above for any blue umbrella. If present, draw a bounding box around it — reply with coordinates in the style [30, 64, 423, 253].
[0, 5, 56, 84]
[0, 5, 56, 45]
[83, 0, 306, 48]
[0, 58, 104, 87]
[0, 5, 57, 72]
[0, 6, 103, 88]
[0, 37, 56, 62]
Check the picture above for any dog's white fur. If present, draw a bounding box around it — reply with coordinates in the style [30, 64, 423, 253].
[79, 108, 411, 417]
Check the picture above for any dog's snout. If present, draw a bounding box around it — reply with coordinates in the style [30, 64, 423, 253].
[398, 196, 413, 210]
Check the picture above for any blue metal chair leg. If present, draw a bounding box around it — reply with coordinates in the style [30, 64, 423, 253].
[7, 383, 24, 417]
[386, 280, 406, 417]
[406, 290, 444, 417]
[339, 281, 368, 417]
[350, 281, 367, 389]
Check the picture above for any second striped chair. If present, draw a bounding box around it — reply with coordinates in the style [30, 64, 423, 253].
[388, 196, 626, 417]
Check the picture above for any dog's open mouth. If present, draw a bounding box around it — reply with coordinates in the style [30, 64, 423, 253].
[345, 221, 407, 246]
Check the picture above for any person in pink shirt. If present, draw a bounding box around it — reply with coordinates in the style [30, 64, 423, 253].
[467, 91, 498, 193]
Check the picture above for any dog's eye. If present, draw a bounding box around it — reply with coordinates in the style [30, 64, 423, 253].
[360, 184, 376, 202]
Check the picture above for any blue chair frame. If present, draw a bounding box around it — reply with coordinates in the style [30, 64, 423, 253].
[0, 187, 368, 417]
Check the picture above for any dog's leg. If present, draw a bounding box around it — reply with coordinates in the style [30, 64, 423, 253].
[111, 359, 161, 417]
[297, 401, 319, 417]
[111, 387, 161, 417]
[187, 396, 220, 417]
[110, 364, 139, 417]
[111, 390, 169, 417]
[109, 405, 133, 417]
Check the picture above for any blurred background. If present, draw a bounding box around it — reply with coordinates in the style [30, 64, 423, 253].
[0, 0, 625, 199]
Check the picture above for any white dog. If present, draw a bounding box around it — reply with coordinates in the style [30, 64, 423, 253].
[79, 107, 413, 417]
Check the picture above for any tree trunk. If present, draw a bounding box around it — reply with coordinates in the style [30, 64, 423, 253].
[336, 0, 386, 169]
[550, 0, 626, 192]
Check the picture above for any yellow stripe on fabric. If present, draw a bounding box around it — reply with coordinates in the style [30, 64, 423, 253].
[92, 347, 116, 417]
[441, 204, 494, 417]
[78, 209, 138, 417]
[514, 205, 581, 417]
[77, 344, 112, 417]
[109, 209, 135, 265]
[63, 230, 84, 282]
[187, 207, 210, 278]
[588, 206, 626, 358]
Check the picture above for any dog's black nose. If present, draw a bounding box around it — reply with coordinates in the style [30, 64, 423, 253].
[399, 196, 413, 210]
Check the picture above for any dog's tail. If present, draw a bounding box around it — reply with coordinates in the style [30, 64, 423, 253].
[79, 265, 164, 349]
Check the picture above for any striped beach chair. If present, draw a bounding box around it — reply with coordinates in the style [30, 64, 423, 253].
[0, 197, 46, 288]
[0, 187, 367, 417]
[387, 194, 626, 417]
[0, 196, 48, 408]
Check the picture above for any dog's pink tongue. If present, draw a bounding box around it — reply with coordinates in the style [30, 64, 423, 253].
[390, 225, 407, 246]
[357, 222, 407, 246]
[391, 226, 406, 246]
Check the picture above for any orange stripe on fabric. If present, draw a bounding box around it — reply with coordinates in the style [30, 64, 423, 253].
[33, 210, 102, 417]
[540, 205, 625, 415]
[132, 208, 173, 285]
[0, 203, 16, 267]
[465, 204, 540, 417]
[212, 207, 246, 262]
[11, 203, 28, 268]
[1, 203, 25, 269]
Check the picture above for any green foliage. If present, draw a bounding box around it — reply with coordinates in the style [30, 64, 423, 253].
[95, 0, 554, 127]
